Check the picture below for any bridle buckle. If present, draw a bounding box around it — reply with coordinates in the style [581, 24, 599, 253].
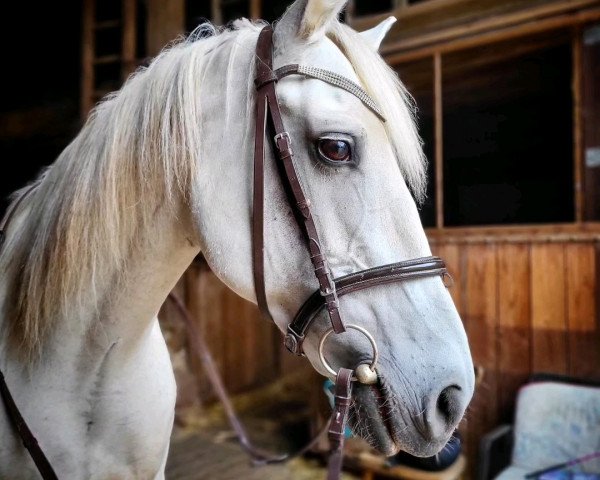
[274, 131, 292, 154]
[320, 269, 335, 297]
[284, 326, 305, 356]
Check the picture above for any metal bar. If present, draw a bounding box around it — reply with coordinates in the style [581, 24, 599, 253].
[211, 0, 223, 25]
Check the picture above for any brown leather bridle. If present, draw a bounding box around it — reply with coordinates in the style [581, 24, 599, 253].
[252, 25, 450, 479]
[0, 25, 451, 480]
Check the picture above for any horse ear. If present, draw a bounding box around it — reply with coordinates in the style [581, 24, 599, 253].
[275, 0, 348, 45]
[359, 16, 396, 51]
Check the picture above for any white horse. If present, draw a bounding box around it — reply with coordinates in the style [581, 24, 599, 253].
[0, 0, 474, 478]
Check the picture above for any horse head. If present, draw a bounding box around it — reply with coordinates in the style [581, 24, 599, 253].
[194, 0, 474, 457]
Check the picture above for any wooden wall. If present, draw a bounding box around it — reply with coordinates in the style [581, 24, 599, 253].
[430, 226, 600, 475]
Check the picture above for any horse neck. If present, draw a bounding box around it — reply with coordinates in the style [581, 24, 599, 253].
[0, 201, 198, 370]
[94, 205, 199, 344]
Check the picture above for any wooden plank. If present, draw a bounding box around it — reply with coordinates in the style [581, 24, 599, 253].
[425, 222, 600, 244]
[496, 244, 531, 423]
[462, 244, 498, 476]
[566, 243, 600, 380]
[531, 244, 568, 374]
[434, 52, 444, 229]
[81, 0, 95, 118]
[583, 26, 600, 221]
[93, 54, 122, 65]
[387, 8, 600, 64]
[573, 28, 584, 222]
[378, 0, 599, 55]
[250, 0, 261, 19]
[352, 0, 598, 38]
[223, 291, 278, 391]
[147, 0, 185, 56]
[121, 0, 137, 79]
[185, 261, 281, 398]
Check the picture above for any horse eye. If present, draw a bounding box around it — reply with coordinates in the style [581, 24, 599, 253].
[317, 139, 352, 163]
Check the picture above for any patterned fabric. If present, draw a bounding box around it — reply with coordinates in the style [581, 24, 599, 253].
[497, 382, 600, 479]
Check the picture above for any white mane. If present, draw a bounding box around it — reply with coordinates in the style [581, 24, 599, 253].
[0, 19, 425, 361]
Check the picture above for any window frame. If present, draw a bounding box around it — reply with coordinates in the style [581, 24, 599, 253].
[370, 8, 600, 232]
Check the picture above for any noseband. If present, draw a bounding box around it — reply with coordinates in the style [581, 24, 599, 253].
[252, 26, 449, 375]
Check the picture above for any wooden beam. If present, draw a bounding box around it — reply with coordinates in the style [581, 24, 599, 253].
[211, 0, 223, 25]
[147, 0, 185, 56]
[350, 0, 469, 31]
[81, 0, 95, 119]
[250, 0, 261, 20]
[380, 0, 600, 56]
[388, 8, 600, 64]
[434, 52, 444, 229]
[426, 222, 600, 245]
[122, 0, 137, 79]
[573, 27, 584, 223]
[582, 23, 600, 220]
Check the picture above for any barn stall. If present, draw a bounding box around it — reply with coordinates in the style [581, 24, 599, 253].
[1, 0, 599, 479]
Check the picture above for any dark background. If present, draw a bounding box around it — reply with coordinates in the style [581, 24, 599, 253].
[0, 1, 82, 212]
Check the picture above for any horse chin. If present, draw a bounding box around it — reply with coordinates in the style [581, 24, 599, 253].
[350, 381, 449, 458]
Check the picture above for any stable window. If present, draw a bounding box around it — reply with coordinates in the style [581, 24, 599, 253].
[394, 25, 600, 228]
[442, 36, 574, 226]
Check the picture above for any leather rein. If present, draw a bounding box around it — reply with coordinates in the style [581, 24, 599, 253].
[0, 25, 450, 480]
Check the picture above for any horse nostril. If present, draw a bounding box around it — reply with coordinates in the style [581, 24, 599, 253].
[436, 384, 462, 425]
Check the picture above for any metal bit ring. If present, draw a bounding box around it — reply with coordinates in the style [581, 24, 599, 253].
[318, 324, 378, 382]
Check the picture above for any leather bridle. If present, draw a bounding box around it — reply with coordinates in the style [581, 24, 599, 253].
[0, 25, 451, 480]
[252, 25, 450, 479]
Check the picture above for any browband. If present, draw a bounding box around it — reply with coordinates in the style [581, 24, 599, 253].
[254, 61, 385, 122]
[272, 65, 385, 121]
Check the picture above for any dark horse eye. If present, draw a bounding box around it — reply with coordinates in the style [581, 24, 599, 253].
[317, 139, 351, 163]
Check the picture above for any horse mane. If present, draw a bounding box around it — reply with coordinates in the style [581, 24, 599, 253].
[0, 20, 263, 361]
[0, 18, 425, 362]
